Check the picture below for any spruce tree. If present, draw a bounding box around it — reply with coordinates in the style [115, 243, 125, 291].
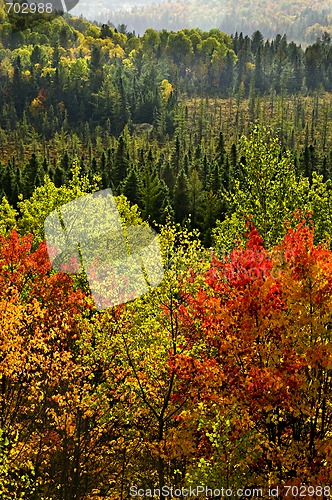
[139, 163, 168, 222]
[115, 136, 129, 186]
[120, 167, 141, 206]
[0, 163, 13, 204]
[23, 154, 43, 199]
[54, 165, 65, 187]
[161, 161, 176, 193]
[215, 131, 225, 166]
[188, 168, 203, 228]
[173, 168, 190, 224]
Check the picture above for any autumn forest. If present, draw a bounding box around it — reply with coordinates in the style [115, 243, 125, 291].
[0, 0, 332, 498]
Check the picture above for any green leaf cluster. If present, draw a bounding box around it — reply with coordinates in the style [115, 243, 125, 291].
[213, 126, 332, 253]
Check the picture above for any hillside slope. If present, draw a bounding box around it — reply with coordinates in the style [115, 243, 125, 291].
[74, 0, 331, 44]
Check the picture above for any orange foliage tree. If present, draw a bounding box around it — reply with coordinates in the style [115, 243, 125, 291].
[172, 219, 332, 491]
[0, 231, 131, 499]
[1, 219, 332, 498]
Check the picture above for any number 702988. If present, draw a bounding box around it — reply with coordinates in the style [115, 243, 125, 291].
[5, 3, 54, 14]
[283, 486, 331, 497]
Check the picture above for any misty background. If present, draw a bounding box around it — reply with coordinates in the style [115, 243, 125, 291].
[69, 0, 332, 45]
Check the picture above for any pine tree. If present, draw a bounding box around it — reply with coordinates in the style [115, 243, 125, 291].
[60, 151, 70, 173]
[42, 158, 49, 176]
[139, 163, 168, 222]
[115, 136, 129, 186]
[99, 152, 109, 188]
[0, 163, 13, 204]
[172, 136, 181, 174]
[208, 162, 220, 193]
[230, 143, 237, 171]
[12, 167, 22, 208]
[161, 161, 176, 193]
[116, 71, 130, 132]
[222, 51, 234, 94]
[188, 168, 203, 228]
[221, 156, 232, 192]
[173, 168, 190, 224]
[54, 165, 65, 187]
[215, 131, 225, 166]
[23, 154, 42, 199]
[12, 57, 25, 118]
[200, 190, 223, 246]
[254, 47, 264, 93]
[202, 154, 209, 190]
[89, 45, 103, 92]
[120, 167, 141, 206]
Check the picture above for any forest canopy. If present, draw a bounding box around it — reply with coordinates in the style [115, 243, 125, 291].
[74, 0, 332, 45]
[0, 5, 331, 499]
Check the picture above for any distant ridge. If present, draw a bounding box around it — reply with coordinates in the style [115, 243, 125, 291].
[72, 0, 331, 44]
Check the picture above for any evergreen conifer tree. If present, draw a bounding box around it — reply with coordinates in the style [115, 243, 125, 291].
[173, 168, 190, 223]
[120, 167, 141, 206]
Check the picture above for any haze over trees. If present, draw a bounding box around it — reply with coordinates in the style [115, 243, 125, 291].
[73, 0, 332, 45]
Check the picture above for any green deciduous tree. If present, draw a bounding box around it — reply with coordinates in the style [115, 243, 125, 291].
[213, 126, 310, 252]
